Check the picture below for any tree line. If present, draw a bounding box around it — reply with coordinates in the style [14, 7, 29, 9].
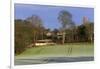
[15, 10, 94, 54]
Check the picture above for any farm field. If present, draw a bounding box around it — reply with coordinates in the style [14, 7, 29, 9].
[15, 43, 94, 65]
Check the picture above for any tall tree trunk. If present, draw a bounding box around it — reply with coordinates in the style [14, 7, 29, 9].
[90, 34, 92, 42]
[42, 32, 44, 40]
[33, 32, 36, 46]
[62, 32, 65, 44]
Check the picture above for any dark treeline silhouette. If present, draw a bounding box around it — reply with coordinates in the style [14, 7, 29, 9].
[15, 11, 94, 54]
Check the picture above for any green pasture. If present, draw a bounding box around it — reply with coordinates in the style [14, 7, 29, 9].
[15, 43, 94, 59]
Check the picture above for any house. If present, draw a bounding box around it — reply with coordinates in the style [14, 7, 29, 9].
[35, 39, 56, 46]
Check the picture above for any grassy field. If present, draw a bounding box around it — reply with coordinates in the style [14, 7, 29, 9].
[15, 43, 94, 65]
[16, 43, 94, 58]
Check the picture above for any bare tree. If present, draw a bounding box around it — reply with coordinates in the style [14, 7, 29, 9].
[26, 15, 44, 45]
[58, 10, 75, 44]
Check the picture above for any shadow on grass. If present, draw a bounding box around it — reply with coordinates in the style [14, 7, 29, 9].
[15, 56, 94, 65]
